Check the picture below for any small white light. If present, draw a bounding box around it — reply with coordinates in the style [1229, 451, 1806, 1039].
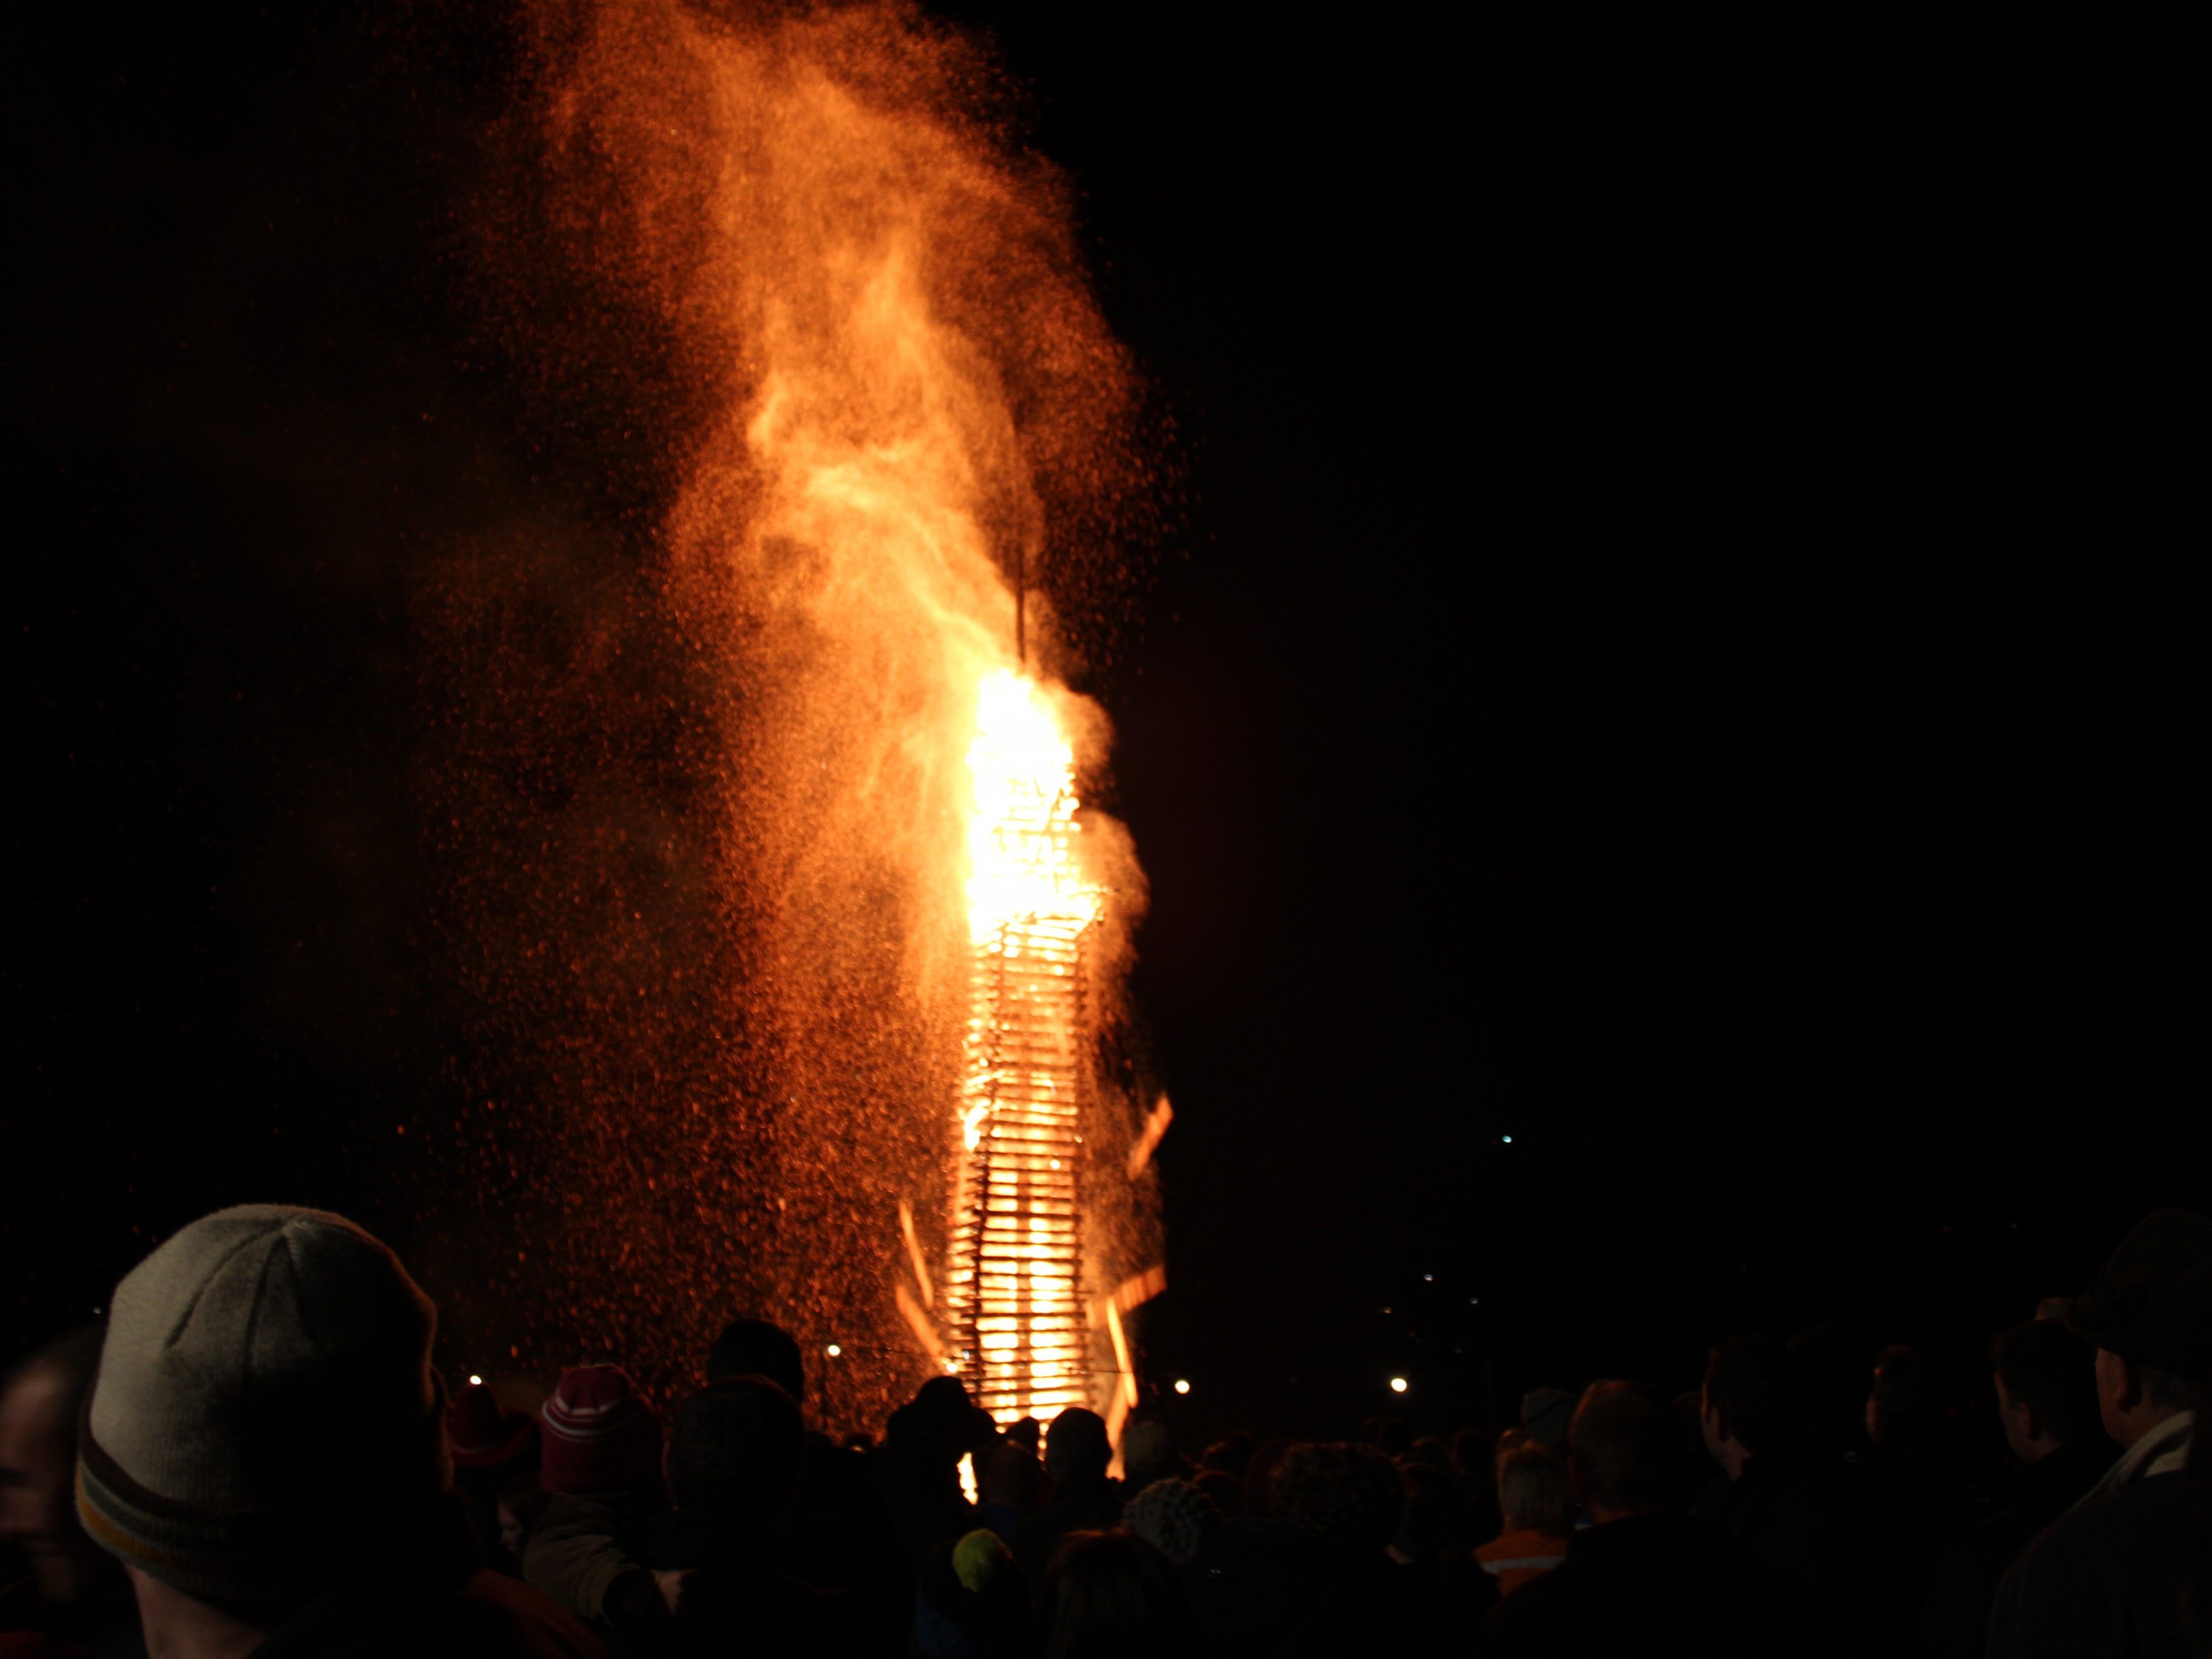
[1389, 1377, 1409, 1394]
[1502, 1135, 1514, 1144]
[826, 1344, 842, 1358]
[1173, 1378, 1191, 1395]
[468, 1375, 483, 1387]
[1422, 1273, 1434, 1282]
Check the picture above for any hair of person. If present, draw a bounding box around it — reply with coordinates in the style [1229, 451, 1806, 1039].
[1704, 1334, 1812, 1455]
[1039, 1529, 1195, 1659]
[1496, 1442, 1572, 1536]
[1571, 1381, 1690, 1513]
[1268, 1442, 1403, 1553]
[705, 1317, 803, 1402]
[1870, 1344, 1936, 1426]
[666, 1376, 804, 1523]
[1990, 1319, 2099, 1445]
[2142, 1364, 2207, 1416]
[3, 1323, 104, 1428]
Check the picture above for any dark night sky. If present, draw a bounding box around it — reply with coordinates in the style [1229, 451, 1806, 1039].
[7, 5, 2207, 1436]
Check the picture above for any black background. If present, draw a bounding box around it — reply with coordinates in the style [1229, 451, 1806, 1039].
[7, 5, 2207, 1439]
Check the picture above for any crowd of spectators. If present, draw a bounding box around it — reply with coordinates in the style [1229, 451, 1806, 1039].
[1, 1204, 2207, 1656]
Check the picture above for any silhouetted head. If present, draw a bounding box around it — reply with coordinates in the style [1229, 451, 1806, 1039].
[1991, 1318, 2100, 1463]
[1045, 1406, 1111, 1487]
[1039, 1530, 1194, 1659]
[1866, 1344, 1938, 1448]
[1269, 1443, 1402, 1554]
[1703, 1335, 1812, 1465]
[707, 1318, 804, 1404]
[1495, 1441, 1572, 1537]
[668, 1376, 804, 1528]
[0, 1324, 108, 1606]
[1571, 1381, 1693, 1519]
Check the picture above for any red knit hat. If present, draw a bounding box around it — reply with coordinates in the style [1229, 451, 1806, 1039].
[540, 1366, 664, 1496]
[446, 1380, 538, 1469]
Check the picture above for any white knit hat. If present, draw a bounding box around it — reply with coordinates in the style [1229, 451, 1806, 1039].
[75, 1205, 448, 1608]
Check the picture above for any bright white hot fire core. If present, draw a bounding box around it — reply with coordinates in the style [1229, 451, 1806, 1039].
[945, 669, 1100, 1425]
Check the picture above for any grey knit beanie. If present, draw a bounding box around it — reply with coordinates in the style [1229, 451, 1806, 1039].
[1121, 1477, 1220, 1567]
[75, 1205, 449, 1609]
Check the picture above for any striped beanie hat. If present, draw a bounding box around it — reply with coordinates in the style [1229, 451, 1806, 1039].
[540, 1366, 663, 1496]
[75, 1206, 448, 1609]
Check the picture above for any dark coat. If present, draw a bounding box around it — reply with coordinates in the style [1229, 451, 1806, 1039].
[1987, 1469, 2195, 1659]
[1917, 1437, 2113, 1659]
[1695, 1451, 1915, 1651]
[1474, 1512, 1808, 1658]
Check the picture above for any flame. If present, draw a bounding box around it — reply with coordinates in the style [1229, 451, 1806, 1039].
[943, 671, 1099, 1425]
[965, 672, 1098, 944]
[503, 0, 1154, 1431]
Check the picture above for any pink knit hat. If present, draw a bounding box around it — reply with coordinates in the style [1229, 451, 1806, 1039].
[540, 1365, 663, 1495]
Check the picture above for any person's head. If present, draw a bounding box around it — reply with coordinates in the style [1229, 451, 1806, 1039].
[75, 1205, 449, 1620]
[1991, 1318, 2101, 1464]
[1119, 1478, 1219, 1568]
[889, 1375, 999, 1468]
[1571, 1381, 1691, 1522]
[2063, 1208, 2212, 1451]
[0, 1325, 108, 1606]
[668, 1377, 804, 1527]
[979, 1436, 1041, 1513]
[706, 1318, 803, 1404]
[1406, 1435, 1451, 1471]
[1039, 1530, 1194, 1659]
[1045, 1406, 1112, 1488]
[1864, 1344, 1936, 1448]
[1120, 1420, 1176, 1488]
[1495, 1441, 1572, 1538]
[1519, 1387, 1575, 1452]
[1199, 1431, 1254, 1478]
[1702, 1335, 1811, 1477]
[1268, 1442, 1403, 1555]
[1450, 1427, 1489, 1486]
[541, 1364, 665, 1499]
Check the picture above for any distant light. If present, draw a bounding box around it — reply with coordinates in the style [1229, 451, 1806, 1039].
[1389, 1376, 1409, 1394]
[468, 1375, 483, 1387]
[1173, 1378, 1191, 1395]
[1422, 1273, 1434, 1282]
[1469, 1298, 1480, 1306]
[826, 1344, 843, 1358]
[1501, 1135, 1514, 1144]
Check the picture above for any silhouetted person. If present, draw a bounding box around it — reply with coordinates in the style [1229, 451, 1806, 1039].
[1918, 1318, 2112, 1658]
[1864, 1343, 1976, 1566]
[1477, 1382, 1805, 1657]
[1696, 1333, 1912, 1650]
[1990, 1208, 2212, 1658]
[1012, 1409, 1121, 1579]
[0, 1325, 143, 1657]
[707, 1319, 897, 1637]
[642, 1375, 861, 1657]
[1475, 1442, 1571, 1596]
[74, 1205, 605, 1657]
[447, 1379, 543, 1577]
[522, 1365, 673, 1644]
[976, 1437, 1043, 1542]
[875, 1377, 998, 1573]
[1038, 1530, 1195, 1659]
[1200, 1441, 1413, 1657]
[913, 1527, 1033, 1659]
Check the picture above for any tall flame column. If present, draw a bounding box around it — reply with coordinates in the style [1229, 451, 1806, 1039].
[944, 671, 1099, 1424]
